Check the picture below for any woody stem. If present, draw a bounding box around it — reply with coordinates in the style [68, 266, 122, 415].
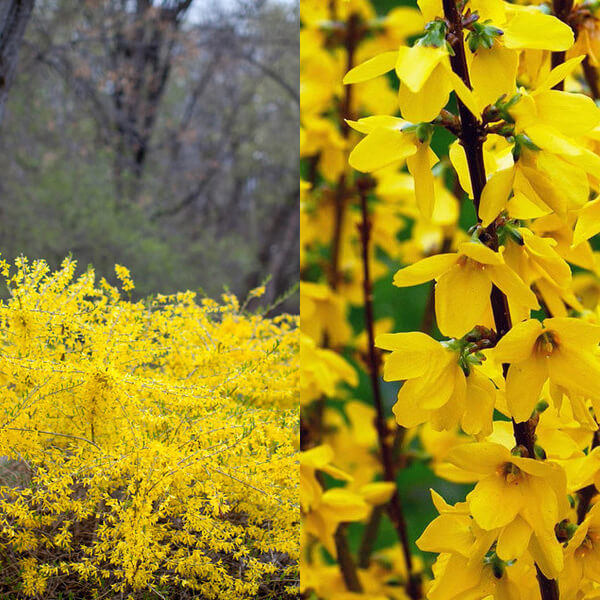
[357, 182, 421, 599]
[442, 1, 558, 598]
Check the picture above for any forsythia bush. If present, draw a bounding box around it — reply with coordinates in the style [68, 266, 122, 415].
[0, 257, 299, 598]
[301, 1, 600, 599]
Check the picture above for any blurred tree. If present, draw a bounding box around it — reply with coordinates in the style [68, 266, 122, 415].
[0, 0, 35, 124]
[0, 0, 298, 309]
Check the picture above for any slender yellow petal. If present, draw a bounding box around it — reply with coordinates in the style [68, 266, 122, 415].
[489, 263, 539, 310]
[395, 45, 447, 92]
[496, 515, 532, 560]
[535, 55, 585, 92]
[535, 90, 600, 137]
[545, 317, 600, 349]
[393, 380, 432, 427]
[445, 68, 481, 117]
[494, 319, 543, 362]
[343, 50, 399, 84]
[393, 253, 457, 287]
[349, 127, 417, 172]
[346, 115, 406, 135]
[469, 474, 523, 529]
[503, 11, 574, 51]
[417, 514, 474, 555]
[447, 441, 511, 473]
[407, 142, 436, 218]
[480, 166, 515, 227]
[505, 356, 548, 422]
[449, 139, 472, 197]
[435, 263, 492, 338]
[529, 529, 564, 580]
[470, 44, 518, 109]
[458, 241, 504, 265]
[398, 63, 452, 122]
[573, 197, 600, 247]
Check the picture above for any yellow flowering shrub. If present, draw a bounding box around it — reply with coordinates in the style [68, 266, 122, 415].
[0, 257, 299, 598]
[301, 1, 600, 599]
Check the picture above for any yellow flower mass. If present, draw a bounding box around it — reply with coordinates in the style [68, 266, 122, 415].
[0, 257, 299, 597]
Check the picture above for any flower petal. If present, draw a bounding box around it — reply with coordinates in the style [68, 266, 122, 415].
[435, 263, 492, 338]
[494, 319, 543, 363]
[393, 253, 457, 287]
[343, 50, 399, 84]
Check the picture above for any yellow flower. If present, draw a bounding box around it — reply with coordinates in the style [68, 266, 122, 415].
[346, 116, 438, 219]
[493, 317, 600, 423]
[447, 441, 568, 578]
[376, 331, 495, 433]
[392, 241, 538, 338]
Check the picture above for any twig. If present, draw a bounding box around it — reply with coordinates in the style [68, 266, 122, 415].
[357, 181, 421, 599]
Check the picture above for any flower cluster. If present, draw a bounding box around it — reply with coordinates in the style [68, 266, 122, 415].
[301, 1, 600, 599]
[0, 257, 299, 598]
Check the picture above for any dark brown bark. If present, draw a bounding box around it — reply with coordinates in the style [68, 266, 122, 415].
[0, 0, 35, 125]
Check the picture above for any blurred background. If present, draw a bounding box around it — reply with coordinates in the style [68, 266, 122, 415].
[0, 0, 299, 309]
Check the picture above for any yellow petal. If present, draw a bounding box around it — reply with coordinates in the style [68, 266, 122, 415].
[349, 127, 417, 172]
[393, 380, 432, 427]
[470, 44, 518, 109]
[505, 356, 548, 422]
[379, 333, 441, 381]
[392, 253, 457, 287]
[494, 319, 543, 362]
[479, 166, 516, 227]
[529, 529, 564, 580]
[395, 45, 447, 92]
[549, 347, 600, 402]
[398, 63, 452, 122]
[343, 50, 399, 84]
[447, 441, 510, 473]
[488, 264, 539, 310]
[416, 514, 474, 555]
[449, 139, 472, 197]
[535, 90, 600, 137]
[496, 515, 532, 560]
[359, 481, 396, 505]
[462, 370, 495, 437]
[573, 197, 600, 247]
[502, 11, 574, 51]
[435, 263, 492, 338]
[535, 55, 585, 92]
[406, 142, 436, 219]
[469, 474, 523, 529]
[458, 241, 504, 265]
[346, 115, 407, 135]
[445, 68, 481, 118]
[320, 488, 370, 522]
[545, 316, 600, 349]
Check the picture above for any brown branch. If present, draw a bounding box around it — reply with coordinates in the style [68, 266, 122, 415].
[335, 525, 363, 592]
[577, 431, 600, 523]
[551, 0, 575, 90]
[357, 181, 421, 600]
[442, 1, 558, 597]
[583, 55, 600, 99]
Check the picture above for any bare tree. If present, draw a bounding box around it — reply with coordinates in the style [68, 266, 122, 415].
[0, 0, 35, 125]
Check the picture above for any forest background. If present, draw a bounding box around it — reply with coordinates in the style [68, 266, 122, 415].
[0, 0, 299, 309]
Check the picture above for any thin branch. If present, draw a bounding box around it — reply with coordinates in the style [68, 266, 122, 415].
[357, 181, 421, 599]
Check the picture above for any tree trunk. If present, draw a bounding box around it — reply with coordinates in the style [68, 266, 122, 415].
[0, 0, 35, 126]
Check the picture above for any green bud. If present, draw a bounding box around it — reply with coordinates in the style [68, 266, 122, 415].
[415, 122, 434, 144]
[466, 20, 504, 53]
[417, 19, 448, 48]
